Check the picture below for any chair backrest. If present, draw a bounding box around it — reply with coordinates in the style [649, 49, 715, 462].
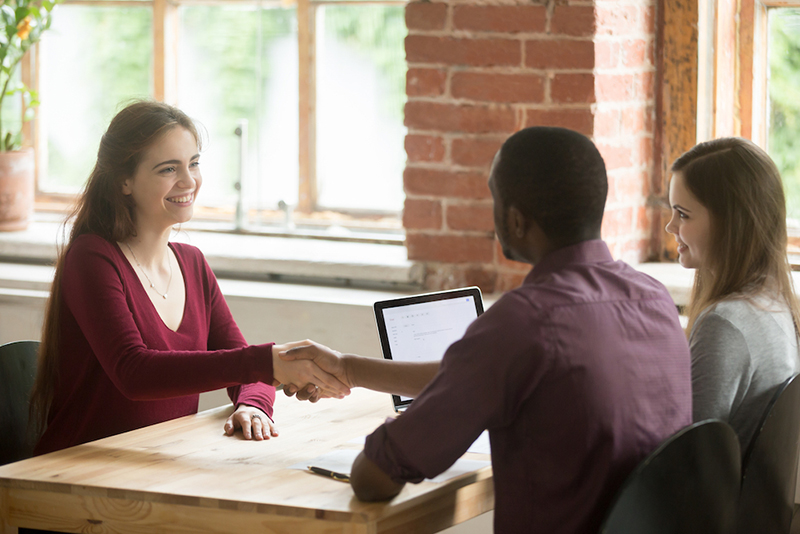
[737, 373, 800, 534]
[0, 340, 40, 465]
[599, 420, 741, 534]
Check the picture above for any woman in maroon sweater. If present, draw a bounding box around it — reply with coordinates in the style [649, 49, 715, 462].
[28, 101, 349, 457]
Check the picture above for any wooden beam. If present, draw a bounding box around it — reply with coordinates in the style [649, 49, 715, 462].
[656, 0, 698, 261]
[153, 0, 177, 103]
[298, 0, 317, 213]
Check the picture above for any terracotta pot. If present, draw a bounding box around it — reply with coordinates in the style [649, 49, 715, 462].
[0, 149, 35, 231]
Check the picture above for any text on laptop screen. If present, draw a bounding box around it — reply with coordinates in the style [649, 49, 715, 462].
[382, 296, 479, 366]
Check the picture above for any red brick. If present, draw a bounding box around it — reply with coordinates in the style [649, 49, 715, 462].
[406, 35, 521, 67]
[621, 39, 648, 67]
[593, 108, 619, 138]
[406, 68, 447, 97]
[596, 4, 642, 36]
[451, 137, 503, 168]
[406, 2, 448, 31]
[643, 4, 656, 31]
[551, 73, 595, 104]
[403, 198, 443, 229]
[404, 101, 517, 134]
[524, 108, 594, 136]
[607, 169, 646, 204]
[637, 205, 650, 233]
[596, 73, 654, 103]
[453, 5, 546, 33]
[597, 143, 633, 170]
[620, 107, 648, 136]
[551, 5, 596, 37]
[525, 39, 594, 70]
[451, 72, 544, 103]
[635, 72, 655, 100]
[404, 167, 491, 199]
[407, 233, 495, 263]
[447, 203, 495, 232]
[635, 135, 655, 168]
[405, 134, 445, 162]
[594, 40, 619, 69]
[601, 207, 634, 240]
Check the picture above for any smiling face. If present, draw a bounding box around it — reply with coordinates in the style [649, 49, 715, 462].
[122, 126, 201, 233]
[665, 171, 712, 270]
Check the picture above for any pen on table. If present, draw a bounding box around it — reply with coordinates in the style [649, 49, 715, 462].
[308, 466, 350, 482]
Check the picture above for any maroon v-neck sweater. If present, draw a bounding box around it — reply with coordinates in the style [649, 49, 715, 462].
[34, 234, 276, 455]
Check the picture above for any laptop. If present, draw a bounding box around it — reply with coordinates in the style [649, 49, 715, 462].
[373, 286, 484, 412]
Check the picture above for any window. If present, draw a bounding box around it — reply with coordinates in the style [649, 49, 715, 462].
[32, 0, 407, 233]
[694, 1, 800, 242]
[767, 7, 800, 224]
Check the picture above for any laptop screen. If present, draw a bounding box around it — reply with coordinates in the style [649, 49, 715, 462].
[374, 287, 484, 410]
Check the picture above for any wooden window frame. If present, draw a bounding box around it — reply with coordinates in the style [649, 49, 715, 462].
[657, 0, 800, 261]
[28, 0, 406, 222]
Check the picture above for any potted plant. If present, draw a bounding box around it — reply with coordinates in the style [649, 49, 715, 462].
[0, 0, 59, 231]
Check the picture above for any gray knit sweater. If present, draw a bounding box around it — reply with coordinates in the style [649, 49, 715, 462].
[690, 295, 799, 454]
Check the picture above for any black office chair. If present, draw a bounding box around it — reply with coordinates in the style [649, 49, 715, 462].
[599, 420, 741, 534]
[0, 340, 40, 465]
[737, 374, 800, 534]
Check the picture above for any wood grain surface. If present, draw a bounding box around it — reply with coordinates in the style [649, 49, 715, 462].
[0, 388, 493, 533]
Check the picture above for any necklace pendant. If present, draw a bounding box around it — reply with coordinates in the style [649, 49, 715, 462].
[162, 294, 168, 300]
[150, 282, 155, 288]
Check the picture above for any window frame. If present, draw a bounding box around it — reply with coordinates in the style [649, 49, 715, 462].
[27, 0, 407, 225]
[658, 0, 800, 262]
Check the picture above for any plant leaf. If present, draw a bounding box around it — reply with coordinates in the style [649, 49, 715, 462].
[1, 6, 15, 28]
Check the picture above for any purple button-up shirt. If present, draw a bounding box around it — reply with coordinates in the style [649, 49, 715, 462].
[364, 240, 692, 534]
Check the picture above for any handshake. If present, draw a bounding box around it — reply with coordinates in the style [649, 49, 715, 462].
[271, 340, 354, 402]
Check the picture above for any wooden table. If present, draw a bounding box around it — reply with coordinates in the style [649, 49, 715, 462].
[0, 388, 494, 533]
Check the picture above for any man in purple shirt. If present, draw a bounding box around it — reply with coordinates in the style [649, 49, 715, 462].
[282, 127, 692, 534]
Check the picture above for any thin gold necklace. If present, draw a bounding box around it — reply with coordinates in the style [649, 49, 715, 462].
[125, 242, 172, 300]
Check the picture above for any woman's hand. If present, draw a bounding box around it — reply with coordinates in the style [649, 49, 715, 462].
[271, 340, 351, 399]
[224, 404, 278, 440]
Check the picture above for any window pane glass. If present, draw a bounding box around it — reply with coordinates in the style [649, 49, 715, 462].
[178, 5, 298, 211]
[41, 5, 152, 192]
[316, 4, 407, 213]
[768, 8, 800, 223]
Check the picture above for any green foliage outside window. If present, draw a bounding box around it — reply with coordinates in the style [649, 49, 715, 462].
[323, 5, 406, 120]
[769, 8, 800, 222]
[45, 6, 151, 189]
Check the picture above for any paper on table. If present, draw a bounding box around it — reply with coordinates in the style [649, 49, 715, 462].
[347, 430, 491, 455]
[467, 430, 490, 454]
[290, 449, 490, 484]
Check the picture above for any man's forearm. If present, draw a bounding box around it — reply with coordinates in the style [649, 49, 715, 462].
[344, 355, 439, 398]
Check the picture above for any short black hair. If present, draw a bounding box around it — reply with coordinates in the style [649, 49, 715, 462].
[493, 127, 608, 245]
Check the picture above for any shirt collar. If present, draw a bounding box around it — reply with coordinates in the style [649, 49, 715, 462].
[525, 239, 614, 284]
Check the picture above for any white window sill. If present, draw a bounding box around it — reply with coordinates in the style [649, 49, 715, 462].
[0, 217, 421, 290]
[0, 218, 754, 309]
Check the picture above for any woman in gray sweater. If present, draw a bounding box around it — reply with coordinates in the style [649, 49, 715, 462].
[665, 137, 800, 453]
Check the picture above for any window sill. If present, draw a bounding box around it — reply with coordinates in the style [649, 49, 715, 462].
[0, 216, 422, 290]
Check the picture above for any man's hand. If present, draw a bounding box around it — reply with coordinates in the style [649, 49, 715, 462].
[271, 340, 351, 399]
[279, 342, 354, 402]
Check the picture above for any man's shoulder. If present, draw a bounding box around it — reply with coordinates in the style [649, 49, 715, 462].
[525, 259, 674, 308]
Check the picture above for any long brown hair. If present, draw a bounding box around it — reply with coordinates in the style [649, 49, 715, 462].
[29, 100, 201, 434]
[671, 137, 800, 335]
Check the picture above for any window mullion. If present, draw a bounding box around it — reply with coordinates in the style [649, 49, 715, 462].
[298, 0, 316, 213]
[153, 0, 178, 103]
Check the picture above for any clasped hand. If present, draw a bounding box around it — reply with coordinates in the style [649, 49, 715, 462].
[275, 340, 354, 402]
[271, 340, 352, 402]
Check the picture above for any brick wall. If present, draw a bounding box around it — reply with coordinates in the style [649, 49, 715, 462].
[403, 0, 659, 293]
